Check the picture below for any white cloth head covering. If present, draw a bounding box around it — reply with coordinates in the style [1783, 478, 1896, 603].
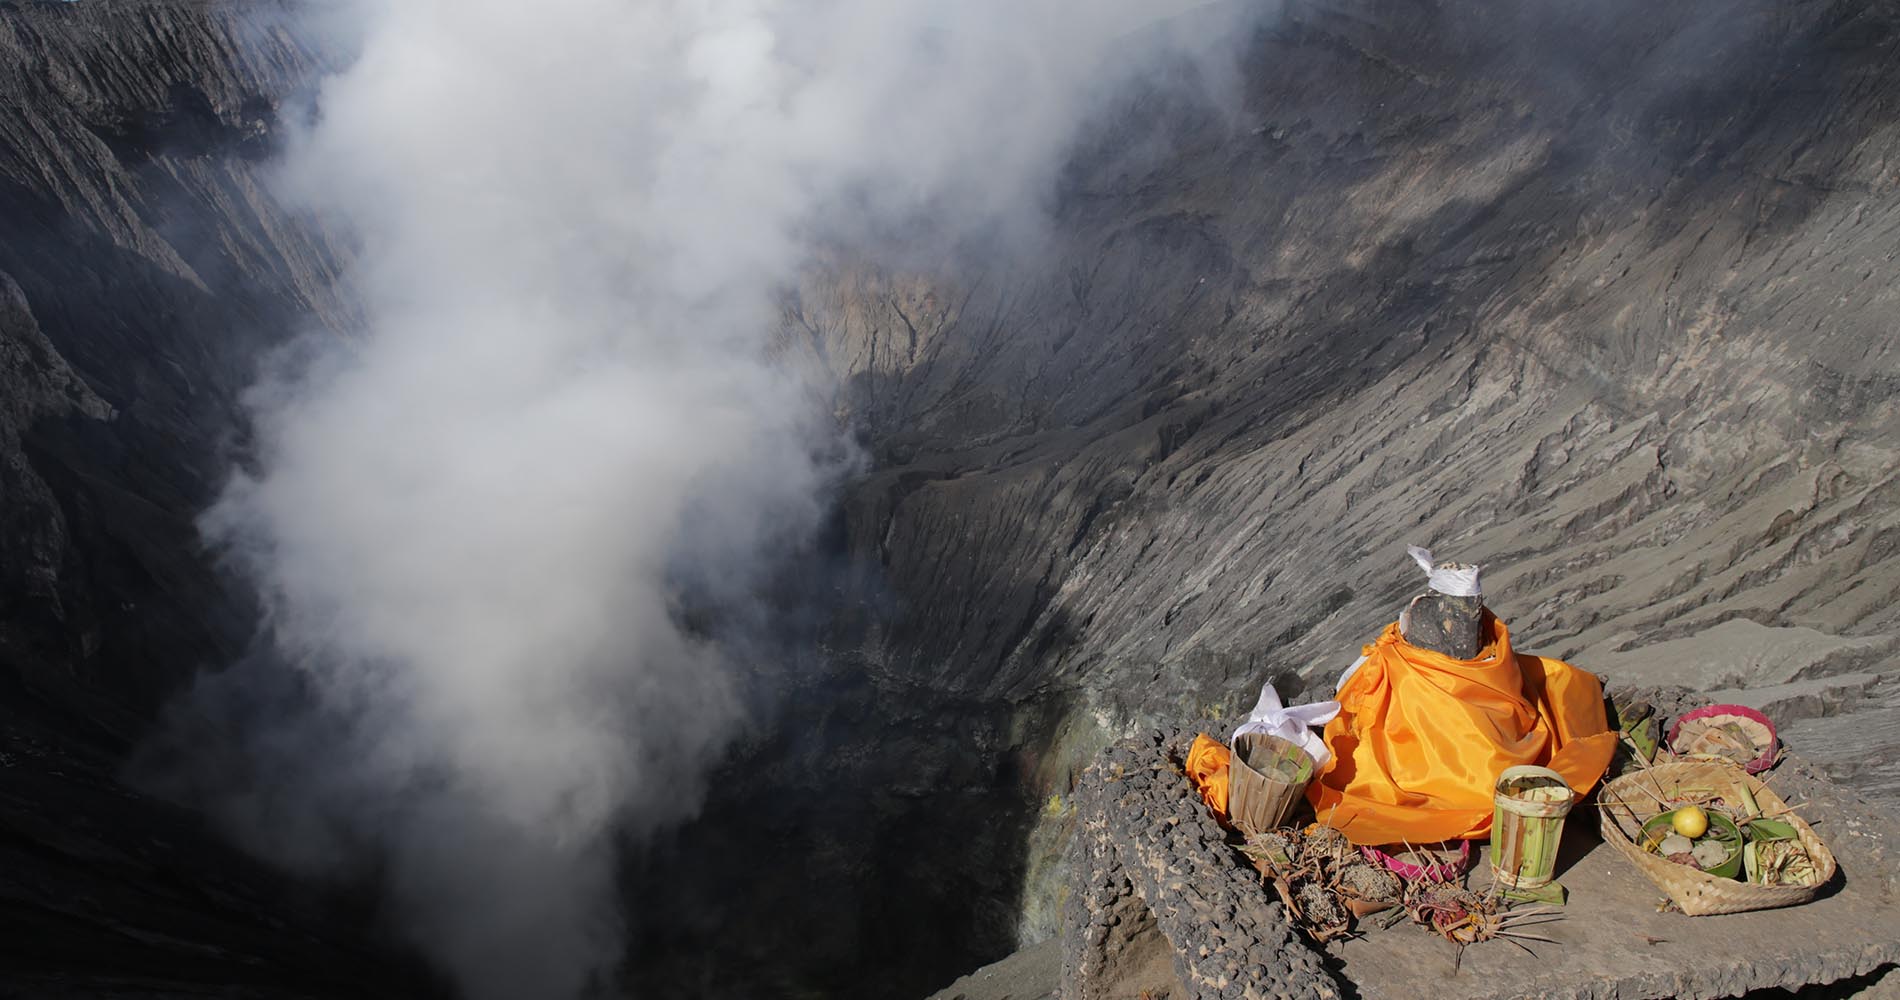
[1407, 544, 1481, 597]
[1231, 682, 1340, 768]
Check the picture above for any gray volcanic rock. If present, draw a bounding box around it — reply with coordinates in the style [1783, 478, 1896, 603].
[800, 0, 1900, 717]
[0, 1, 430, 995]
[747, 0, 1900, 988]
[0, 268, 113, 664]
[1059, 729, 1339, 1000]
[0, 0, 349, 734]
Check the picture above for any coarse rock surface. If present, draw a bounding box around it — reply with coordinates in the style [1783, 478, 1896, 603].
[1060, 729, 1338, 1000]
[926, 938, 1060, 1000]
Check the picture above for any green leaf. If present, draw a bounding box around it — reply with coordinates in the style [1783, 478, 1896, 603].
[1613, 697, 1655, 731]
[1502, 882, 1567, 906]
[1747, 818, 1798, 842]
[1629, 718, 1661, 763]
[1737, 782, 1761, 821]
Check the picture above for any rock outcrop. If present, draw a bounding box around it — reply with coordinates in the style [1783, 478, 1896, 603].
[1062, 729, 1338, 1000]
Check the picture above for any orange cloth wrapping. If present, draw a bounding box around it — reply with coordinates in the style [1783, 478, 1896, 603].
[1185, 734, 1231, 821]
[1307, 615, 1617, 846]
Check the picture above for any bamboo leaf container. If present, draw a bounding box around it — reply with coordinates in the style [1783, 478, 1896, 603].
[1229, 733, 1315, 835]
[1491, 765, 1576, 889]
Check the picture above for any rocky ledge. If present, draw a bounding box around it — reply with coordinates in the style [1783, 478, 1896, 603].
[1062, 729, 1338, 1000]
[1034, 727, 1899, 1000]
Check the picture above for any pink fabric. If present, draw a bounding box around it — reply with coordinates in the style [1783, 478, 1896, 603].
[1360, 840, 1473, 883]
[1667, 704, 1779, 774]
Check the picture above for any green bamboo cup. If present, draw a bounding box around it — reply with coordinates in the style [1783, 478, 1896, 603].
[1491, 765, 1576, 889]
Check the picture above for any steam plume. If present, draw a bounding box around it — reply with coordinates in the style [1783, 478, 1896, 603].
[168, 1, 1273, 996]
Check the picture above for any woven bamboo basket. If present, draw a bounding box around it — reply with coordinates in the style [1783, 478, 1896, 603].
[1598, 760, 1836, 915]
[1228, 733, 1314, 835]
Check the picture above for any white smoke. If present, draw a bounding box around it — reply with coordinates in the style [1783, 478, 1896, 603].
[175, 1, 1272, 997]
